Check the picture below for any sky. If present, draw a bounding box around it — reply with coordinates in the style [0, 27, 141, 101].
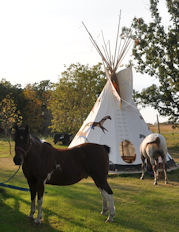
[0, 0, 170, 124]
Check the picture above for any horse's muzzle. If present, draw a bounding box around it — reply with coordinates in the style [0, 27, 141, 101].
[13, 156, 23, 165]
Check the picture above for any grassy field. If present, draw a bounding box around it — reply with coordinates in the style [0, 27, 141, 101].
[0, 125, 179, 232]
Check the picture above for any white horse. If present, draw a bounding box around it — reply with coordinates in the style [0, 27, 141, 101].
[140, 133, 168, 185]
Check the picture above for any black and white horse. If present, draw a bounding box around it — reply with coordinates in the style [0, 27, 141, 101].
[13, 125, 115, 224]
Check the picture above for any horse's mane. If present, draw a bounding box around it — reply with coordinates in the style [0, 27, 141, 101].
[43, 141, 52, 147]
[30, 135, 42, 144]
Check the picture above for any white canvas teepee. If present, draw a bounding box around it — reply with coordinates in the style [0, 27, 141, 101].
[69, 66, 175, 172]
[69, 19, 176, 172]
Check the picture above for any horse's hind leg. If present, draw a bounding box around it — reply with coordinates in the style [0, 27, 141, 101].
[153, 159, 159, 185]
[162, 156, 168, 184]
[140, 155, 145, 180]
[93, 177, 115, 222]
[99, 188, 108, 216]
[103, 182, 115, 223]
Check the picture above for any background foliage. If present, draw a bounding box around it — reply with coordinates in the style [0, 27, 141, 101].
[48, 63, 106, 134]
[0, 63, 106, 136]
[131, 0, 179, 126]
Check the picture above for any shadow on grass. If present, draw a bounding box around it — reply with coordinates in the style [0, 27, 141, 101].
[0, 188, 61, 232]
[0, 184, 103, 232]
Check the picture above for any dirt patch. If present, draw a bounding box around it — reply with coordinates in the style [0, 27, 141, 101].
[0, 157, 17, 171]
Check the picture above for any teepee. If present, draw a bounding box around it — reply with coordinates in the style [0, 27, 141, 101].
[69, 18, 176, 173]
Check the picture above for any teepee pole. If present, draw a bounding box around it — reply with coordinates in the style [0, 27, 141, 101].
[113, 11, 122, 67]
[101, 31, 111, 66]
[82, 22, 111, 69]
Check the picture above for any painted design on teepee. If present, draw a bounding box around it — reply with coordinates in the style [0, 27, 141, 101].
[76, 124, 90, 142]
[88, 115, 111, 133]
[77, 115, 112, 142]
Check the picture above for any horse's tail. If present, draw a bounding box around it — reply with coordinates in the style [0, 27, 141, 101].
[103, 145, 110, 154]
[147, 136, 160, 148]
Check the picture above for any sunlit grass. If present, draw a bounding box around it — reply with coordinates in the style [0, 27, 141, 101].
[0, 124, 179, 231]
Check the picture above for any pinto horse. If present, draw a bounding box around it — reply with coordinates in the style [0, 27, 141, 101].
[13, 126, 115, 224]
[140, 133, 168, 185]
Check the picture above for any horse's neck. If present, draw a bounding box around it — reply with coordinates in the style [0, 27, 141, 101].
[30, 135, 41, 144]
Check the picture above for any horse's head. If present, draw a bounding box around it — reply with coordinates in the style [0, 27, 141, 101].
[13, 125, 31, 165]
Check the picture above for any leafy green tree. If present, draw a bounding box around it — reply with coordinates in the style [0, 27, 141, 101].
[0, 95, 22, 154]
[48, 63, 106, 134]
[30, 80, 53, 135]
[23, 84, 43, 134]
[131, 0, 179, 126]
[23, 81, 53, 135]
[0, 78, 26, 121]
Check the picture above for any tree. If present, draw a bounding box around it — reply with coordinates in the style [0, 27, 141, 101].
[48, 63, 106, 134]
[0, 78, 25, 116]
[30, 80, 54, 135]
[0, 95, 22, 154]
[23, 84, 44, 134]
[131, 0, 179, 126]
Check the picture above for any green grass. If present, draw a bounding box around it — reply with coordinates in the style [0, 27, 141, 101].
[0, 139, 12, 158]
[0, 169, 179, 232]
[0, 126, 179, 232]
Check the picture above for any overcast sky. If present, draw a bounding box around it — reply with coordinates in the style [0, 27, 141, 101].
[0, 0, 170, 123]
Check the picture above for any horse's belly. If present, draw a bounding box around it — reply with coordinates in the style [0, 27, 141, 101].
[45, 169, 87, 186]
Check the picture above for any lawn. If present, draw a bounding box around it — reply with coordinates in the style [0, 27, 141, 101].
[0, 124, 179, 232]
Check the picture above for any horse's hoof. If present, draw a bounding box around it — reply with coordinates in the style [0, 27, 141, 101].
[101, 209, 108, 216]
[165, 181, 168, 184]
[140, 177, 144, 180]
[154, 182, 158, 185]
[34, 218, 41, 225]
[105, 216, 114, 223]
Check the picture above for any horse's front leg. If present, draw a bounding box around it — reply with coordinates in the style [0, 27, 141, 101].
[35, 181, 45, 225]
[28, 180, 37, 220]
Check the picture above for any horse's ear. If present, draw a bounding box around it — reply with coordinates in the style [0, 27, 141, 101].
[25, 125, 30, 134]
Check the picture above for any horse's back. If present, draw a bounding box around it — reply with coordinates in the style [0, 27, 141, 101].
[45, 143, 110, 186]
[74, 143, 110, 176]
[140, 133, 167, 156]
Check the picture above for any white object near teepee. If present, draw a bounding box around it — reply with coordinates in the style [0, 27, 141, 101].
[69, 17, 176, 173]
